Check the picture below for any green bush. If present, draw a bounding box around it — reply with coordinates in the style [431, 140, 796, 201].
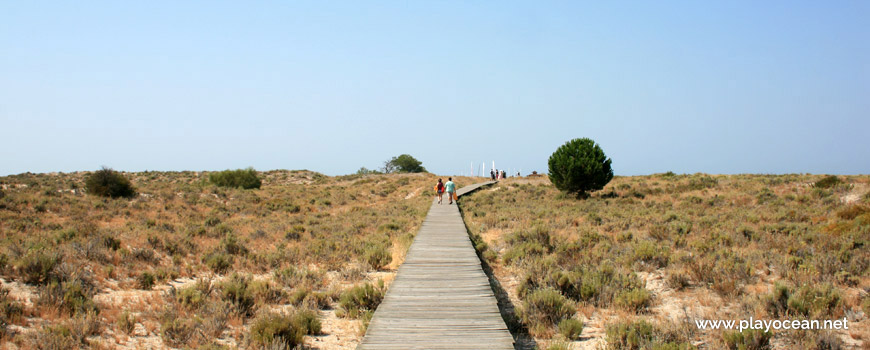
[137, 272, 155, 290]
[209, 168, 261, 189]
[547, 138, 614, 197]
[248, 279, 285, 305]
[521, 288, 574, 332]
[85, 167, 136, 198]
[763, 282, 790, 317]
[15, 250, 61, 285]
[218, 274, 255, 317]
[161, 314, 197, 347]
[652, 342, 696, 350]
[722, 329, 771, 350]
[605, 320, 655, 350]
[338, 282, 384, 318]
[814, 175, 842, 189]
[176, 286, 207, 310]
[203, 252, 233, 274]
[787, 283, 841, 318]
[292, 308, 322, 335]
[38, 279, 99, 316]
[614, 288, 652, 312]
[220, 233, 249, 256]
[249, 312, 304, 348]
[556, 265, 644, 308]
[363, 244, 392, 271]
[558, 318, 584, 340]
[632, 241, 670, 268]
[32, 324, 78, 349]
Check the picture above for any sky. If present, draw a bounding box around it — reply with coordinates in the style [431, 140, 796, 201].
[2, 1, 868, 176]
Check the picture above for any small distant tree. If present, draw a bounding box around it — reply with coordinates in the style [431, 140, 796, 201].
[548, 138, 613, 198]
[382, 154, 426, 173]
[85, 167, 136, 198]
[356, 167, 382, 175]
[209, 167, 262, 189]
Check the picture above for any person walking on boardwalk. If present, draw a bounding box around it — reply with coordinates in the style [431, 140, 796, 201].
[490, 169, 496, 180]
[435, 178, 445, 204]
[445, 177, 457, 204]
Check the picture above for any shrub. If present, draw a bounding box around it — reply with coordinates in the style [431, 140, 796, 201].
[221, 233, 249, 256]
[161, 313, 197, 347]
[117, 310, 137, 335]
[547, 340, 571, 350]
[199, 300, 231, 338]
[209, 168, 261, 189]
[176, 286, 207, 310]
[632, 241, 669, 268]
[837, 205, 869, 220]
[605, 320, 655, 350]
[814, 176, 841, 189]
[815, 332, 844, 350]
[65, 311, 101, 344]
[30, 324, 77, 349]
[559, 265, 644, 308]
[204, 252, 233, 274]
[274, 267, 325, 289]
[614, 288, 652, 312]
[249, 279, 285, 305]
[521, 288, 574, 334]
[102, 236, 121, 251]
[292, 308, 322, 335]
[138, 272, 156, 290]
[363, 243, 392, 270]
[763, 282, 790, 317]
[85, 167, 136, 198]
[558, 318, 584, 340]
[130, 247, 157, 262]
[38, 279, 99, 316]
[15, 250, 61, 285]
[286, 225, 305, 240]
[787, 283, 841, 318]
[338, 282, 384, 318]
[665, 270, 690, 291]
[547, 138, 614, 197]
[218, 274, 255, 317]
[721, 329, 771, 350]
[1, 287, 24, 339]
[249, 312, 304, 349]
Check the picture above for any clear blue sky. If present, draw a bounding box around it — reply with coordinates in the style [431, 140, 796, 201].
[2, 1, 868, 176]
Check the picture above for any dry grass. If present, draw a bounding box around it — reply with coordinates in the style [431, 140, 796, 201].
[460, 174, 870, 349]
[0, 170, 439, 349]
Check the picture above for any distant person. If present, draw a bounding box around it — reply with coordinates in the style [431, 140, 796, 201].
[490, 169, 495, 180]
[501, 170, 506, 179]
[435, 178, 445, 204]
[445, 177, 456, 204]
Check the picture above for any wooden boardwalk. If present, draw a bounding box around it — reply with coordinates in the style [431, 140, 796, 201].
[358, 181, 515, 350]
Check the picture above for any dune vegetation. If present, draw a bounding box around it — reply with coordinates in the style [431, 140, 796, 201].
[460, 174, 869, 349]
[0, 170, 458, 349]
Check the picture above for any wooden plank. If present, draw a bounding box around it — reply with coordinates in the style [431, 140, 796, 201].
[358, 181, 514, 350]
